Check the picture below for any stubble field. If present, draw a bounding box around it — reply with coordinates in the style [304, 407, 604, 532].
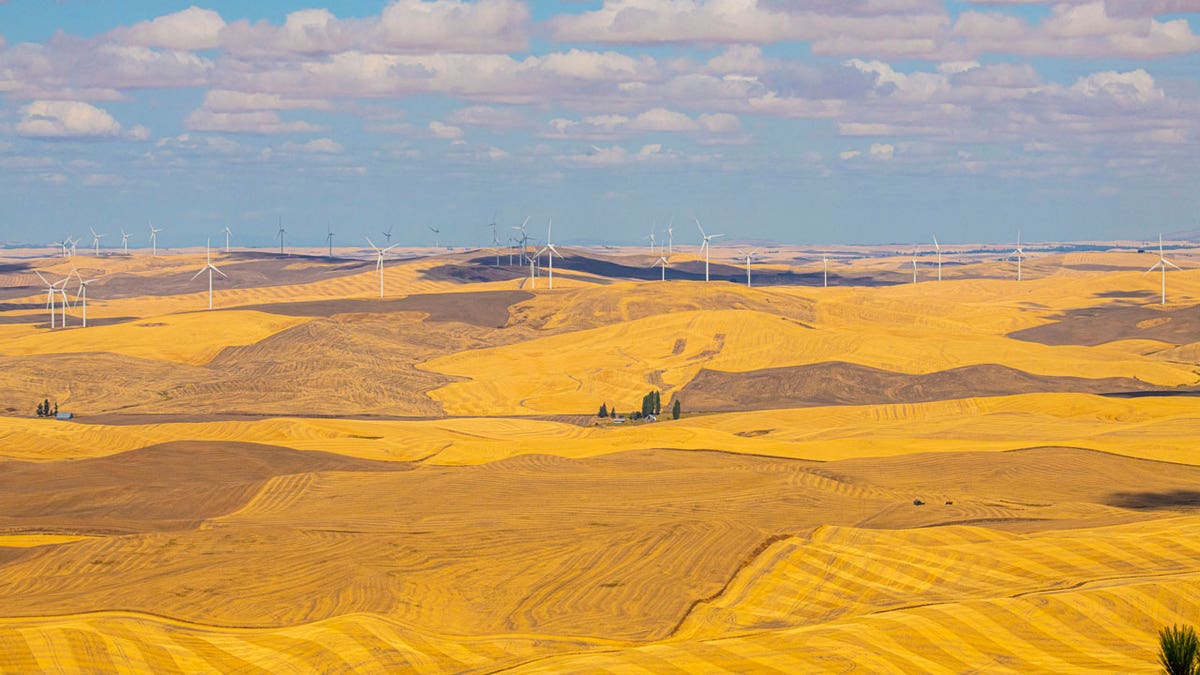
[1, 243, 1198, 673]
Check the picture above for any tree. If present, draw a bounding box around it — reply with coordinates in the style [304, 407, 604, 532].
[42, 399, 50, 417]
[672, 399, 681, 420]
[1158, 624, 1199, 675]
[598, 402, 608, 418]
[36, 401, 45, 417]
[52, 401, 58, 416]
[640, 392, 652, 417]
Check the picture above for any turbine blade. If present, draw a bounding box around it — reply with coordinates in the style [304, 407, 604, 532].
[191, 267, 207, 281]
[211, 265, 227, 278]
[1167, 260, 1183, 271]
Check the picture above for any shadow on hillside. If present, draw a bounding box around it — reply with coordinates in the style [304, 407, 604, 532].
[1107, 490, 1200, 510]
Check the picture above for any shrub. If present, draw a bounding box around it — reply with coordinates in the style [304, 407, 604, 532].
[1158, 624, 1199, 675]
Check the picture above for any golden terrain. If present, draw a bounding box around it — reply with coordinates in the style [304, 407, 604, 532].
[1, 244, 1199, 673]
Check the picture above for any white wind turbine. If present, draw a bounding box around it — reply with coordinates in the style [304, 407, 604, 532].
[1010, 231, 1025, 281]
[933, 234, 943, 281]
[224, 226, 232, 254]
[654, 246, 669, 281]
[737, 248, 759, 287]
[1147, 233, 1183, 305]
[50, 240, 64, 258]
[68, 236, 78, 257]
[149, 222, 161, 256]
[326, 223, 335, 258]
[667, 217, 674, 255]
[89, 227, 107, 255]
[646, 224, 656, 253]
[536, 219, 561, 290]
[120, 228, 131, 255]
[191, 241, 227, 310]
[823, 253, 829, 288]
[34, 271, 69, 329]
[276, 218, 286, 255]
[695, 219, 724, 282]
[74, 269, 97, 328]
[428, 225, 441, 249]
[512, 217, 531, 265]
[488, 217, 502, 267]
[382, 225, 394, 246]
[911, 248, 919, 284]
[366, 237, 397, 298]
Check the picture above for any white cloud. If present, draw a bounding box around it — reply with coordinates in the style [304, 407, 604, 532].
[82, 173, 125, 186]
[839, 150, 862, 160]
[17, 100, 123, 139]
[284, 137, 345, 153]
[429, 120, 464, 139]
[870, 142, 896, 160]
[562, 142, 674, 166]
[112, 6, 226, 51]
[184, 110, 323, 134]
[201, 90, 332, 112]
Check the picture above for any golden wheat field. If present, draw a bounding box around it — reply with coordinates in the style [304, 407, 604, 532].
[2, 244, 1200, 673]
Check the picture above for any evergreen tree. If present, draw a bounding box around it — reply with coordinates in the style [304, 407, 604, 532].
[672, 399, 681, 420]
[36, 401, 45, 417]
[42, 399, 50, 417]
[52, 402, 58, 416]
[598, 402, 608, 418]
[654, 390, 662, 415]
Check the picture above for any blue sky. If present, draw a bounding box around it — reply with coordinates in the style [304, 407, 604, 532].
[1, 0, 1198, 248]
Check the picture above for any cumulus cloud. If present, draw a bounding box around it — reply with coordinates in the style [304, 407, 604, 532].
[184, 110, 323, 134]
[200, 89, 332, 112]
[545, 108, 743, 139]
[561, 142, 676, 166]
[284, 137, 345, 153]
[17, 100, 124, 139]
[111, 6, 226, 51]
[429, 120, 464, 139]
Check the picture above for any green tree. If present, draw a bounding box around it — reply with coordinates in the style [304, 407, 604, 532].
[672, 399, 681, 420]
[42, 399, 50, 417]
[653, 390, 661, 415]
[598, 402, 608, 418]
[36, 400, 45, 417]
[52, 401, 58, 416]
[1158, 624, 1199, 675]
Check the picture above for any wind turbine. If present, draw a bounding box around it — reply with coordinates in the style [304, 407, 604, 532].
[667, 217, 674, 255]
[190, 241, 226, 310]
[149, 222, 161, 256]
[695, 219, 723, 282]
[737, 249, 759, 288]
[326, 223, 335, 258]
[366, 237, 397, 298]
[49, 240, 64, 258]
[911, 248, 919, 284]
[1147, 233, 1183, 305]
[646, 224, 656, 253]
[933, 235, 942, 281]
[654, 246, 669, 281]
[74, 270, 96, 328]
[224, 226, 232, 253]
[488, 216, 501, 267]
[382, 225, 394, 246]
[276, 217, 286, 255]
[428, 225, 441, 249]
[512, 217, 531, 265]
[34, 271, 68, 328]
[68, 237, 78, 257]
[536, 219, 561, 290]
[89, 227, 106, 256]
[120, 228, 131, 255]
[823, 253, 829, 288]
[1010, 231, 1025, 281]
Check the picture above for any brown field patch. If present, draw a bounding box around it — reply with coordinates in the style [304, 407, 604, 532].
[675, 361, 1175, 412]
[0, 441, 406, 535]
[231, 289, 531, 327]
[1010, 303, 1200, 346]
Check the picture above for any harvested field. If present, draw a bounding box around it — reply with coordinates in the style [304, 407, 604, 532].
[676, 361, 1186, 412]
[231, 289, 531, 327]
[1010, 303, 1200, 346]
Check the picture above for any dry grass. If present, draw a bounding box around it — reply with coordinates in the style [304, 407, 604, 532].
[1, 249, 1199, 672]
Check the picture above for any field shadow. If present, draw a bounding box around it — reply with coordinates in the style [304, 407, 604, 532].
[1107, 490, 1200, 510]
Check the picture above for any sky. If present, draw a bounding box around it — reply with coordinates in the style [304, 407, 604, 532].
[1, 0, 1199, 248]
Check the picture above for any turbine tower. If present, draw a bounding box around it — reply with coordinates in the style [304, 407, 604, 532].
[428, 225, 441, 249]
[646, 224, 656, 253]
[737, 249, 759, 288]
[35, 271, 68, 329]
[120, 228, 131, 255]
[911, 248, 918, 284]
[695, 219, 723, 282]
[75, 270, 97, 328]
[823, 253, 829, 288]
[536, 219, 561, 290]
[149, 222, 161, 256]
[667, 217, 674, 255]
[366, 237, 397, 298]
[224, 226, 232, 253]
[512, 217, 531, 265]
[488, 216, 501, 267]
[1010, 231, 1025, 281]
[276, 217, 286, 255]
[1147, 233, 1183, 305]
[190, 241, 227, 310]
[933, 234, 942, 281]
[655, 246, 669, 281]
[382, 225, 393, 246]
[326, 223, 335, 258]
[89, 227, 106, 256]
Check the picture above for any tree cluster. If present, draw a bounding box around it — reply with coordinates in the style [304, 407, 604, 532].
[35, 399, 57, 418]
[596, 391, 680, 421]
[1159, 624, 1199, 675]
